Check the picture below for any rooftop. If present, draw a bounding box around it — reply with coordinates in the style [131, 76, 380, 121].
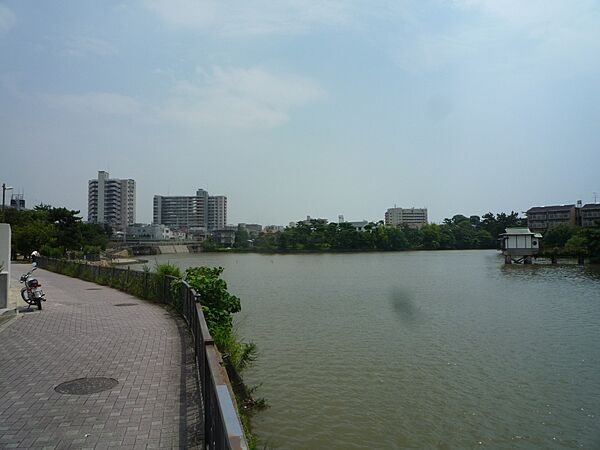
[527, 204, 574, 212]
[501, 227, 536, 235]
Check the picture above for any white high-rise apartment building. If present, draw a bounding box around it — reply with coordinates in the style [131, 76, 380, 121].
[88, 171, 136, 231]
[385, 207, 428, 229]
[153, 189, 227, 231]
[208, 196, 227, 230]
[153, 189, 209, 230]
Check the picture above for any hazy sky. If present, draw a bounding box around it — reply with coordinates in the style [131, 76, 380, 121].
[1, 1, 599, 225]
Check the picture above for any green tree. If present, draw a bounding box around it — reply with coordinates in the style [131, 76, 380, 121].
[421, 224, 441, 250]
[234, 227, 250, 249]
[12, 220, 55, 256]
[476, 230, 495, 249]
[543, 224, 575, 249]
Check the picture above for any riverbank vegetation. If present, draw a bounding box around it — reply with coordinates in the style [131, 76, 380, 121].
[1, 205, 109, 258]
[245, 212, 526, 252]
[179, 266, 266, 447]
[541, 223, 600, 262]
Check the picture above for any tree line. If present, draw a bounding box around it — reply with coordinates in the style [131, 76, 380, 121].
[245, 212, 527, 252]
[1, 205, 109, 258]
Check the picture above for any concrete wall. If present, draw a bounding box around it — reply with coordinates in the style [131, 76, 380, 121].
[0, 223, 11, 309]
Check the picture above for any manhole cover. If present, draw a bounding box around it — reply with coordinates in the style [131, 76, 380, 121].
[85, 288, 103, 291]
[114, 303, 138, 307]
[55, 377, 118, 395]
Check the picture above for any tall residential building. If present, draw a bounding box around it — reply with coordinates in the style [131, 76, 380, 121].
[208, 196, 227, 230]
[88, 171, 135, 231]
[153, 189, 227, 231]
[385, 207, 428, 229]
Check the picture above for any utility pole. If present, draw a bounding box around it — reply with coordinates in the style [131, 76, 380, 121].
[2, 183, 13, 212]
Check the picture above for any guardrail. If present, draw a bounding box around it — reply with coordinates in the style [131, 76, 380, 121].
[37, 257, 248, 450]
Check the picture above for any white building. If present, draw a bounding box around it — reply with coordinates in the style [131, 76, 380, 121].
[500, 227, 542, 264]
[341, 220, 370, 232]
[126, 223, 173, 240]
[154, 189, 208, 230]
[208, 196, 227, 230]
[384, 207, 427, 229]
[88, 171, 135, 231]
[153, 189, 227, 231]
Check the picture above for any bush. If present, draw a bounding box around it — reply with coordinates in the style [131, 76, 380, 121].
[155, 262, 182, 278]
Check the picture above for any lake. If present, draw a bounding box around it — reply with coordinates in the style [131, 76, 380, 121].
[134, 250, 600, 449]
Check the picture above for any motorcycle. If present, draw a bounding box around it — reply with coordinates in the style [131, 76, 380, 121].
[19, 263, 46, 310]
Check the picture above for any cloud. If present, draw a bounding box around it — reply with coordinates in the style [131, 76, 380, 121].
[0, 4, 16, 33]
[390, 0, 600, 74]
[63, 36, 117, 57]
[160, 66, 325, 129]
[143, 0, 356, 35]
[43, 92, 141, 116]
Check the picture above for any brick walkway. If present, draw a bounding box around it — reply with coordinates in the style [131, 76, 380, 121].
[0, 267, 201, 449]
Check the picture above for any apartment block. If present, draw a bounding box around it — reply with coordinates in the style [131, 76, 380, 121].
[581, 204, 600, 227]
[88, 171, 135, 231]
[208, 195, 227, 230]
[153, 189, 227, 231]
[526, 205, 577, 232]
[384, 207, 428, 229]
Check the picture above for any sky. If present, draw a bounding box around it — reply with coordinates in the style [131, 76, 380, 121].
[1, 0, 599, 226]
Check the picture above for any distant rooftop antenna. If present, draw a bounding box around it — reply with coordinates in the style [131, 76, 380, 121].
[594, 192, 599, 203]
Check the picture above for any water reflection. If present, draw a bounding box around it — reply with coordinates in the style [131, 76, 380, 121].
[499, 263, 600, 284]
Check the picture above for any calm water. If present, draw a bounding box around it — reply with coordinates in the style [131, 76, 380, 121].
[136, 250, 600, 449]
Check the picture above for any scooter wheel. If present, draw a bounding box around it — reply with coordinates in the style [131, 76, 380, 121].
[37, 298, 42, 310]
[20, 287, 28, 301]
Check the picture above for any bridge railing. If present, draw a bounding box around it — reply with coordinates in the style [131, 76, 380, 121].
[37, 256, 248, 450]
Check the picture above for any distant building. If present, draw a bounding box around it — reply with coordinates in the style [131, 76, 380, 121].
[264, 225, 284, 234]
[238, 223, 262, 237]
[341, 220, 370, 232]
[10, 193, 25, 210]
[581, 203, 600, 227]
[153, 189, 227, 231]
[385, 207, 428, 229]
[526, 204, 577, 232]
[211, 227, 236, 247]
[88, 171, 136, 231]
[208, 196, 227, 230]
[126, 223, 173, 240]
[153, 190, 208, 230]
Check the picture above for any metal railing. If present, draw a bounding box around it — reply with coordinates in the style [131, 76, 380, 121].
[38, 257, 248, 450]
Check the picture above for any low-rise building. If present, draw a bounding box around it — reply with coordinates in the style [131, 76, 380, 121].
[500, 227, 542, 264]
[126, 223, 172, 240]
[342, 220, 370, 232]
[264, 225, 285, 234]
[211, 228, 236, 247]
[581, 203, 600, 227]
[527, 205, 577, 231]
[238, 223, 262, 237]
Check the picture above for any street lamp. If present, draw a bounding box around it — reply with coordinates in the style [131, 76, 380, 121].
[2, 183, 13, 212]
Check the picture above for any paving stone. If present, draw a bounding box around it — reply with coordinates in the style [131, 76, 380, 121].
[0, 269, 202, 449]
